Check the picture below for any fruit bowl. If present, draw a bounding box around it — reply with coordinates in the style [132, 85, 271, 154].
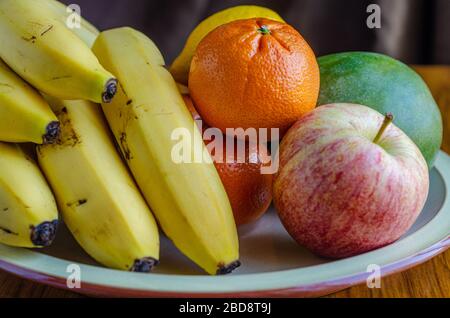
[0, 151, 449, 298]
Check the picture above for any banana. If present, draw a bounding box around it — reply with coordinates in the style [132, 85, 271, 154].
[40, 0, 100, 47]
[0, 60, 59, 144]
[37, 97, 160, 272]
[92, 27, 240, 275]
[0, 0, 117, 103]
[0, 142, 58, 248]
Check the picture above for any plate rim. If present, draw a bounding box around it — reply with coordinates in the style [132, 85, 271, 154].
[0, 151, 449, 297]
[0, 236, 448, 297]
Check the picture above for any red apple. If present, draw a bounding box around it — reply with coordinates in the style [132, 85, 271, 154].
[273, 103, 430, 259]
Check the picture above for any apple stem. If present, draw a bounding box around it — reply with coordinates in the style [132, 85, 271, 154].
[374, 113, 394, 144]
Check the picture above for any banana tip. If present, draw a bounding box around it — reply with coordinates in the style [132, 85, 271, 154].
[130, 257, 159, 273]
[217, 260, 241, 275]
[43, 121, 60, 144]
[102, 78, 118, 103]
[31, 220, 59, 247]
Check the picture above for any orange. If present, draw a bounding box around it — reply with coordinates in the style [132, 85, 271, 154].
[182, 95, 203, 128]
[183, 95, 273, 226]
[189, 18, 320, 137]
[212, 138, 273, 226]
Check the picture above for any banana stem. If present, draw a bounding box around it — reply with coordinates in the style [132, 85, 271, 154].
[130, 257, 159, 273]
[102, 78, 118, 103]
[30, 220, 58, 247]
[43, 121, 61, 144]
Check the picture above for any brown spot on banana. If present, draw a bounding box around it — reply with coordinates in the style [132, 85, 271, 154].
[120, 132, 132, 160]
[40, 25, 53, 36]
[0, 227, 18, 236]
[67, 199, 88, 207]
[47, 75, 72, 82]
[53, 108, 81, 147]
[21, 35, 36, 43]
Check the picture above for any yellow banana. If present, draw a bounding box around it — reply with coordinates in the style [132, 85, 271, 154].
[0, 0, 117, 103]
[40, 0, 100, 47]
[0, 142, 58, 248]
[0, 60, 59, 144]
[92, 27, 240, 275]
[37, 97, 160, 272]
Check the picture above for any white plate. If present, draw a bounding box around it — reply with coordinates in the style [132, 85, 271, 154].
[0, 152, 449, 297]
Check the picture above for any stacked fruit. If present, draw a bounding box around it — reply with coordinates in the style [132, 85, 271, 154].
[0, 0, 443, 275]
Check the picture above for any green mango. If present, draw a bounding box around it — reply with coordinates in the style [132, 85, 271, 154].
[318, 52, 443, 168]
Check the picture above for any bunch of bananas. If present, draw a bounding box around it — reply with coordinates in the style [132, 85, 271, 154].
[0, 0, 240, 275]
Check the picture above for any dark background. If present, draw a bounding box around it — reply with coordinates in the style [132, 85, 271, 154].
[61, 0, 450, 65]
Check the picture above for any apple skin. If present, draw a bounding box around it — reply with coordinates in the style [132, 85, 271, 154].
[273, 103, 430, 259]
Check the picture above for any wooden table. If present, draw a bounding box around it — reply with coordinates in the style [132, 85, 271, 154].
[0, 66, 449, 298]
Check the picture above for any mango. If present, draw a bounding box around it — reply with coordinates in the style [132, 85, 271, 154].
[318, 52, 443, 168]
